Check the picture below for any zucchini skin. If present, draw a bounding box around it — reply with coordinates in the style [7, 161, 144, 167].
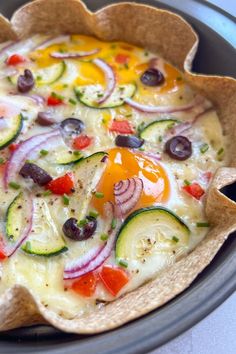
[21, 245, 68, 257]
[115, 206, 190, 253]
[74, 84, 137, 109]
[139, 119, 178, 138]
[5, 192, 22, 241]
[0, 114, 23, 150]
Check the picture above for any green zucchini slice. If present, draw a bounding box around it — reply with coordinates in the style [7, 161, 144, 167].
[9, 61, 66, 86]
[6, 192, 28, 242]
[0, 113, 22, 150]
[140, 119, 178, 143]
[21, 198, 67, 257]
[74, 83, 136, 109]
[116, 207, 190, 264]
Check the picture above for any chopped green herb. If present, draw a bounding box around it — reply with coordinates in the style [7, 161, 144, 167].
[42, 190, 52, 197]
[78, 219, 87, 227]
[111, 218, 117, 230]
[73, 150, 81, 156]
[40, 149, 48, 156]
[62, 194, 70, 206]
[97, 93, 104, 98]
[124, 63, 129, 69]
[200, 143, 209, 154]
[172, 236, 179, 243]
[118, 259, 128, 268]
[20, 112, 28, 121]
[176, 76, 182, 81]
[125, 113, 132, 118]
[68, 98, 77, 105]
[184, 179, 191, 186]
[139, 147, 145, 151]
[110, 44, 117, 49]
[36, 75, 42, 81]
[51, 91, 64, 100]
[217, 147, 224, 156]
[0, 157, 4, 165]
[94, 192, 104, 199]
[158, 136, 163, 142]
[89, 210, 99, 218]
[24, 241, 31, 252]
[137, 121, 145, 135]
[9, 181, 20, 190]
[59, 48, 66, 53]
[196, 222, 210, 228]
[144, 51, 149, 56]
[63, 84, 69, 88]
[100, 233, 108, 241]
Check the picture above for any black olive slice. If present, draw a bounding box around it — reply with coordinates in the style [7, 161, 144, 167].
[165, 135, 192, 161]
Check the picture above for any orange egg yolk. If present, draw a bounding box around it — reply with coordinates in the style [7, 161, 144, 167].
[92, 148, 170, 216]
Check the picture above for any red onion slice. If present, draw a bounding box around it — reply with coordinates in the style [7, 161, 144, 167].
[50, 48, 100, 59]
[63, 230, 117, 280]
[93, 58, 116, 104]
[124, 95, 203, 114]
[9, 92, 45, 105]
[4, 129, 61, 188]
[114, 177, 143, 216]
[4, 194, 34, 257]
[35, 35, 70, 51]
[64, 202, 115, 278]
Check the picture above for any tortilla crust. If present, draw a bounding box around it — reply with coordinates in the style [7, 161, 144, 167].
[0, 0, 236, 333]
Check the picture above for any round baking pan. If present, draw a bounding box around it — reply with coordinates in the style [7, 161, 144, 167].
[0, 1, 235, 353]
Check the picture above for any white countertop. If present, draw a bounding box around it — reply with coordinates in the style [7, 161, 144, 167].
[152, 1, 236, 351]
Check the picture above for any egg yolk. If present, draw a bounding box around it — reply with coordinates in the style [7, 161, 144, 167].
[92, 148, 170, 216]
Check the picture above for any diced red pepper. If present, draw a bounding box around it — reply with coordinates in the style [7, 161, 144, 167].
[73, 135, 92, 150]
[9, 143, 20, 153]
[0, 250, 6, 261]
[46, 173, 74, 195]
[115, 53, 130, 64]
[47, 95, 63, 106]
[99, 265, 129, 296]
[6, 54, 26, 66]
[71, 272, 97, 297]
[109, 120, 134, 134]
[182, 182, 205, 200]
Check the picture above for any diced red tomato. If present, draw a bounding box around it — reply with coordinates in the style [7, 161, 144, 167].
[71, 272, 97, 297]
[115, 53, 130, 64]
[0, 250, 6, 261]
[47, 95, 63, 106]
[9, 143, 20, 153]
[46, 173, 74, 195]
[182, 182, 205, 200]
[99, 265, 129, 296]
[109, 120, 134, 134]
[6, 54, 26, 66]
[73, 135, 92, 150]
[202, 171, 213, 183]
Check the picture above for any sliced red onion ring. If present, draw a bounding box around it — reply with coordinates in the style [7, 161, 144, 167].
[0, 67, 18, 79]
[64, 202, 116, 279]
[114, 177, 143, 216]
[4, 129, 61, 188]
[142, 151, 162, 162]
[50, 48, 100, 59]
[64, 230, 117, 279]
[35, 35, 70, 51]
[8, 92, 45, 105]
[124, 95, 203, 114]
[93, 58, 116, 104]
[4, 195, 34, 257]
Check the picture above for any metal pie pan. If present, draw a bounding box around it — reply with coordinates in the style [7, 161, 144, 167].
[0, 1, 235, 353]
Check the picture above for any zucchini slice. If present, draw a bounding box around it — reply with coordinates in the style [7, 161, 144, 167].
[9, 61, 66, 86]
[140, 119, 178, 143]
[0, 113, 22, 150]
[74, 83, 136, 109]
[21, 198, 67, 257]
[6, 192, 28, 242]
[116, 207, 190, 264]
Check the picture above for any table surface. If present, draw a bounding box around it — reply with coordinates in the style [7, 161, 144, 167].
[152, 1, 236, 351]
